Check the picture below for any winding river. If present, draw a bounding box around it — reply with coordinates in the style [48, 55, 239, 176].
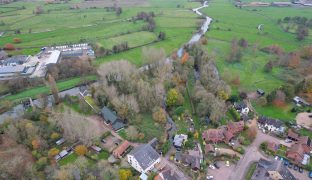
[0, 1, 212, 123]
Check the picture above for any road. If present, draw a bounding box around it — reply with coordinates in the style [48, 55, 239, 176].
[229, 121, 282, 180]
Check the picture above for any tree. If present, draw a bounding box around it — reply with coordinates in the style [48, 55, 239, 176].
[47, 74, 60, 104]
[166, 88, 179, 106]
[4, 43, 15, 50]
[48, 148, 60, 157]
[31, 139, 40, 150]
[119, 169, 132, 180]
[296, 25, 309, 41]
[247, 126, 257, 141]
[227, 38, 242, 63]
[13, 38, 22, 43]
[264, 60, 273, 73]
[300, 45, 312, 60]
[152, 107, 167, 124]
[238, 38, 248, 48]
[126, 126, 139, 140]
[49, 109, 99, 146]
[50, 132, 60, 140]
[116, 7, 122, 16]
[75, 145, 87, 156]
[158, 31, 166, 40]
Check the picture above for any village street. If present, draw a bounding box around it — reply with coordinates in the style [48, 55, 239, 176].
[228, 120, 282, 180]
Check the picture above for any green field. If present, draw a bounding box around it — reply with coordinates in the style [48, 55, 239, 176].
[3, 75, 96, 102]
[0, 0, 200, 57]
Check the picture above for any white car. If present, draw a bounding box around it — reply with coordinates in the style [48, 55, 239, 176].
[225, 161, 230, 166]
[207, 175, 214, 179]
[209, 164, 216, 169]
[284, 139, 292, 143]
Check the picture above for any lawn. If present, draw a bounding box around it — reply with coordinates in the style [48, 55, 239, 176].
[58, 153, 78, 166]
[98, 150, 109, 160]
[3, 75, 96, 102]
[253, 103, 296, 121]
[245, 162, 257, 180]
[298, 128, 312, 139]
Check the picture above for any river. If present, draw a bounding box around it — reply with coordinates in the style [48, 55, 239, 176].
[0, 1, 212, 123]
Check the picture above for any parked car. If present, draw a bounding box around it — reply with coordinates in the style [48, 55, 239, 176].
[285, 139, 292, 143]
[284, 160, 289, 166]
[299, 167, 303, 173]
[309, 171, 312, 178]
[288, 163, 293, 168]
[225, 161, 230, 167]
[101, 139, 106, 143]
[214, 162, 220, 169]
[206, 175, 214, 180]
[209, 164, 216, 169]
[294, 165, 299, 171]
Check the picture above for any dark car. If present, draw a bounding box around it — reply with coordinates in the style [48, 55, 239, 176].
[214, 162, 220, 169]
[288, 163, 293, 168]
[309, 171, 312, 178]
[284, 160, 289, 166]
[294, 165, 299, 171]
[299, 167, 303, 173]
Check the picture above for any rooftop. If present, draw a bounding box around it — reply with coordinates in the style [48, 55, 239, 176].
[129, 144, 160, 171]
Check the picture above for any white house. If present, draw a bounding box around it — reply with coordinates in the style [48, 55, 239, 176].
[127, 144, 161, 173]
[258, 116, 285, 133]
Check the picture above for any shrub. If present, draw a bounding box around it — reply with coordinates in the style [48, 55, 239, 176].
[13, 38, 22, 43]
[50, 132, 60, 140]
[48, 148, 59, 157]
[4, 43, 15, 50]
[75, 145, 87, 156]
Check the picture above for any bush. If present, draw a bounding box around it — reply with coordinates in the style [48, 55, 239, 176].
[4, 43, 15, 50]
[13, 38, 22, 43]
[50, 132, 60, 140]
[48, 148, 60, 157]
[161, 141, 171, 154]
[175, 106, 185, 116]
[75, 145, 87, 156]
[235, 146, 245, 154]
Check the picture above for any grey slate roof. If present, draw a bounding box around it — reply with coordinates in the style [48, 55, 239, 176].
[0, 65, 25, 74]
[111, 120, 124, 131]
[258, 116, 283, 128]
[251, 158, 296, 180]
[129, 144, 160, 171]
[101, 106, 118, 124]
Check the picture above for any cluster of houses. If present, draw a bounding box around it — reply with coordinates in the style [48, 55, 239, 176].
[202, 121, 245, 144]
[257, 116, 286, 134]
[286, 129, 311, 165]
[0, 44, 95, 79]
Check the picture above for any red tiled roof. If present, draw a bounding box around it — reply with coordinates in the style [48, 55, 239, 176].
[202, 129, 225, 143]
[113, 140, 130, 158]
[227, 121, 244, 135]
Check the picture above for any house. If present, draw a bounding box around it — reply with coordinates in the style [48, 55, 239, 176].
[113, 140, 131, 159]
[181, 154, 200, 171]
[205, 144, 215, 154]
[173, 134, 187, 149]
[257, 89, 265, 96]
[267, 142, 279, 153]
[251, 158, 296, 180]
[202, 121, 244, 143]
[286, 143, 311, 165]
[101, 106, 125, 132]
[234, 102, 249, 115]
[227, 121, 244, 135]
[257, 116, 285, 133]
[202, 129, 225, 143]
[154, 169, 181, 180]
[127, 144, 161, 173]
[271, 2, 292, 6]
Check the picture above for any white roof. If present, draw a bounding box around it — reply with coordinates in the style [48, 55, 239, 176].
[59, 150, 68, 157]
[46, 50, 61, 64]
[91, 146, 102, 152]
[140, 173, 148, 180]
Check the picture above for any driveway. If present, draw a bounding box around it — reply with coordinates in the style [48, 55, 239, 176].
[228, 120, 283, 180]
[208, 161, 235, 180]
